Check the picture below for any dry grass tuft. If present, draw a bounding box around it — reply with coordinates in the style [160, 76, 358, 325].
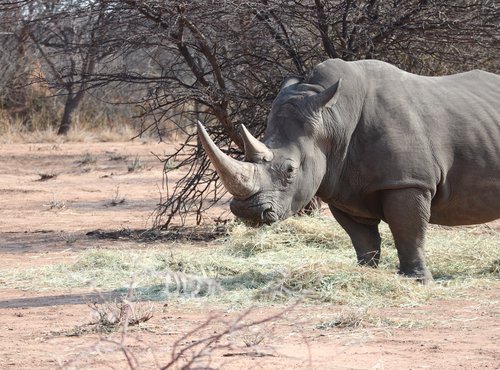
[127, 156, 143, 172]
[108, 187, 126, 206]
[0, 90, 142, 144]
[316, 306, 368, 329]
[227, 215, 344, 257]
[77, 152, 98, 166]
[43, 199, 67, 211]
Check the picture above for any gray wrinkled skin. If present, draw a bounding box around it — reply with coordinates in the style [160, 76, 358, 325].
[226, 59, 500, 283]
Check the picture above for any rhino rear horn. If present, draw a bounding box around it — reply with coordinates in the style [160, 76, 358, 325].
[197, 121, 259, 199]
[240, 124, 273, 162]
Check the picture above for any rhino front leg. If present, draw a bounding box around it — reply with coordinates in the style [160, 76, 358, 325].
[329, 205, 381, 267]
[381, 188, 433, 284]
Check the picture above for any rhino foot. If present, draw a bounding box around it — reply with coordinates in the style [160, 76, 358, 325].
[398, 268, 434, 285]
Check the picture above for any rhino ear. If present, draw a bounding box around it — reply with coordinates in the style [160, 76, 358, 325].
[311, 78, 342, 110]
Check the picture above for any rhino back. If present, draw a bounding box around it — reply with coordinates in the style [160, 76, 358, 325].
[318, 60, 500, 225]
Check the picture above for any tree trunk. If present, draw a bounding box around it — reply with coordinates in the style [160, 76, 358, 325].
[57, 92, 84, 135]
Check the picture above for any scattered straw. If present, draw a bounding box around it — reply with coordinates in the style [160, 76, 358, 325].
[1, 215, 498, 308]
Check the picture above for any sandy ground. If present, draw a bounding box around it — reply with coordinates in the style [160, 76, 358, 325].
[0, 142, 499, 369]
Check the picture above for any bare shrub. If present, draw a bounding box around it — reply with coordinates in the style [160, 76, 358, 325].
[62, 291, 299, 369]
[108, 187, 126, 207]
[87, 298, 154, 334]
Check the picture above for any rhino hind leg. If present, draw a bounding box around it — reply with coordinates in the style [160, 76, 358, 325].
[329, 205, 381, 267]
[381, 188, 434, 284]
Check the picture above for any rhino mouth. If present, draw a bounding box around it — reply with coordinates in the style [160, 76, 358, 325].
[230, 198, 283, 225]
[261, 207, 280, 224]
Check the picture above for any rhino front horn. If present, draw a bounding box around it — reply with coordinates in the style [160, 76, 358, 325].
[197, 121, 259, 199]
[240, 124, 274, 162]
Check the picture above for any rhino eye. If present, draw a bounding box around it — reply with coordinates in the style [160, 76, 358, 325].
[273, 161, 296, 185]
[283, 161, 297, 177]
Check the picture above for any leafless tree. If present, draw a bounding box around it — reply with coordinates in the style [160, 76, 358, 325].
[26, 0, 125, 135]
[99, 0, 309, 227]
[0, 1, 38, 117]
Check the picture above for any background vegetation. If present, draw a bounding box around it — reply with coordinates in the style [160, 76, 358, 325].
[1, 0, 498, 226]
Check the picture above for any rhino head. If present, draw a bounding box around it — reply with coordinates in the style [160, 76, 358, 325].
[198, 77, 342, 224]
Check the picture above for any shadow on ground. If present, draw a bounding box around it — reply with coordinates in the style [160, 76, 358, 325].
[0, 291, 125, 309]
[0, 226, 227, 255]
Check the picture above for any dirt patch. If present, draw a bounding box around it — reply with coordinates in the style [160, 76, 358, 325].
[0, 142, 499, 369]
[0, 292, 498, 369]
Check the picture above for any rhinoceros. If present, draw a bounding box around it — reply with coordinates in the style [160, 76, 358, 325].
[197, 59, 500, 283]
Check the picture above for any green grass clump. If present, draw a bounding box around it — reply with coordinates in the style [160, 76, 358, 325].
[0, 215, 498, 307]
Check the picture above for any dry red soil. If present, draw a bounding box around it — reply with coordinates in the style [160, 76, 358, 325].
[0, 142, 498, 369]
